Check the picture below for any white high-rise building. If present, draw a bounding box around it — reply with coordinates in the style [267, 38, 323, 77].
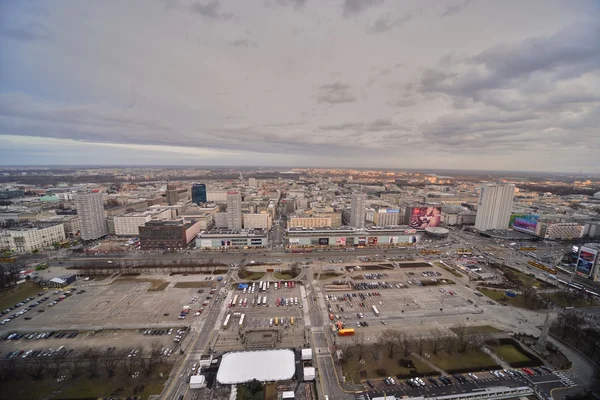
[74, 191, 108, 240]
[226, 191, 243, 230]
[350, 192, 367, 228]
[474, 184, 515, 231]
[248, 178, 257, 187]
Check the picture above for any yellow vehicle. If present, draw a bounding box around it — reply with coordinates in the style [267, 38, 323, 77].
[275, 317, 279, 326]
[290, 317, 294, 325]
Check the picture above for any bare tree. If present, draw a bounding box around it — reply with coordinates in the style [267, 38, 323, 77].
[119, 349, 137, 376]
[442, 334, 457, 354]
[378, 329, 397, 359]
[398, 333, 414, 357]
[430, 328, 444, 356]
[353, 331, 366, 361]
[370, 337, 381, 362]
[521, 285, 537, 305]
[452, 323, 476, 353]
[67, 353, 85, 379]
[23, 358, 45, 380]
[0, 358, 20, 381]
[415, 334, 426, 356]
[85, 348, 101, 378]
[472, 333, 489, 350]
[47, 356, 66, 379]
[338, 346, 354, 366]
[102, 349, 120, 377]
[557, 312, 585, 340]
[139, 342, 163, 375]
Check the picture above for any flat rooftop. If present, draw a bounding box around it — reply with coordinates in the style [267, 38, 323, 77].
[216, 349, 295, 384]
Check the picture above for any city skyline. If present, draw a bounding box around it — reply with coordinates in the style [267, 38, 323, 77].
[1, 0, 600, 172]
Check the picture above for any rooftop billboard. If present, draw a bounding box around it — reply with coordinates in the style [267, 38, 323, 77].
[409, 207, 441, 229]
[576, 247, 598, 277]
[512, 216, 539, 235]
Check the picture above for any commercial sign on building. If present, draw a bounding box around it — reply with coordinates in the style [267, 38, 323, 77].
[512, 215, 539, 234]
[409, 207, 441, 229]
[576, 247, 598, 277]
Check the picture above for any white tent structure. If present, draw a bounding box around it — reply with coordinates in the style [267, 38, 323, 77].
[301, 348, 312, 361]
[216, 349, 295, 384]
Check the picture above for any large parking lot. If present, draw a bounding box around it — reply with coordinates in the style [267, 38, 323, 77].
[322, 265, 480, 330]
[212, 280, 308, 351]
[221, 280, 305, 330]
[328, 287, 475, 319]
[1, 326, 190, 361]
[1, 277, 221, 330]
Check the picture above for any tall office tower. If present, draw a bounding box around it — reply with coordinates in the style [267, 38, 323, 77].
[350, 192, 367, 228]
[74, 191, 108, 241]
[248, 178, 257, 187]
[474, 183, 515, 231]
[226, 191, 243, 229]
[191, 183, 207, 205]
[166, 183, 179, 206]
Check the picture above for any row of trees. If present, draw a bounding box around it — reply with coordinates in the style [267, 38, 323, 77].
[0, 342, 168, 382]
[0, 263, 23, 290]
[552, 312, 600, 372]
[73, 258, 226, 269]
[342, 324, 491, 363]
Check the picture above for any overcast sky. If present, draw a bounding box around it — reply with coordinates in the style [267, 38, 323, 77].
[1, 0, 599, 172]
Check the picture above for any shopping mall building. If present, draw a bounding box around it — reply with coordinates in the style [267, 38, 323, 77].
[285, 226, 421, 251]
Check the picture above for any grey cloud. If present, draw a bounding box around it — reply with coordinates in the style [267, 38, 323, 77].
[318, 122, 363, 131]
[440, 0, 472, 18]
[391, 99, 416, 107]
[190, 1, 234, 20]
[0, 22, 50, 41]
[319, 118, 409, 133]
[0, 93, 412, 158]
[342, 0, 384, 17]
[418, 102, 600, 154]
[317, 82, 356, 104]
[273, 0, 307, 9]
[230, 38, 258, 47]
[367, 14, 411, 34]
[419, 20, 600, 99]
[319, 82, 351, 91]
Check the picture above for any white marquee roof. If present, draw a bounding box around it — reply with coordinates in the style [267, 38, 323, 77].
[216, 349, 295, 384]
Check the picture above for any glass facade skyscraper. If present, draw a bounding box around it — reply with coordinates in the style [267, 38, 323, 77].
[191, 183, 207, 205]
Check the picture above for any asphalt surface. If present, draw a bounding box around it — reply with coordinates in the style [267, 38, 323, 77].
[162, 270, 233, 400]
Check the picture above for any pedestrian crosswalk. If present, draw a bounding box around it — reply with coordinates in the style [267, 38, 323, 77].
[554, 371, 575, 386]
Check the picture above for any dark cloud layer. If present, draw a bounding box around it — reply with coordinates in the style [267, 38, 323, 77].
[367, 14, 411, 34]
[440, 0, 472, 18]
[342, 0, 384, 17]
[190, 0, 234, 20]
[317, 82, 356, 104]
